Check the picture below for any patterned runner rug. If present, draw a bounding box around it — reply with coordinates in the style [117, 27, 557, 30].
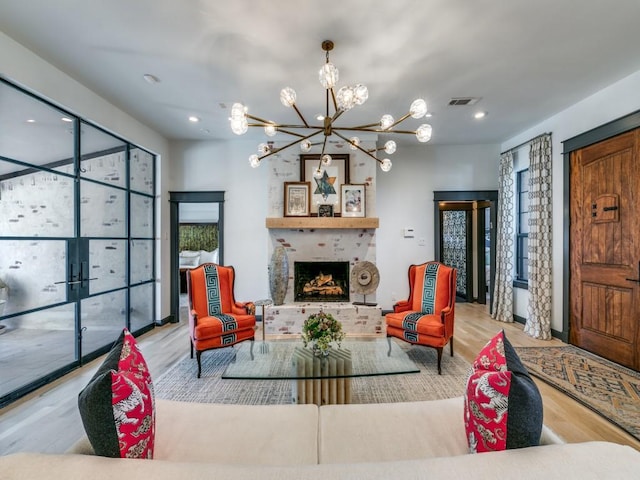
[154, 341, 471, 405]
[515, 345, 640, 442]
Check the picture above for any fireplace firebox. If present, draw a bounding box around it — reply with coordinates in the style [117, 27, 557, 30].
[294, 261, 350, 302]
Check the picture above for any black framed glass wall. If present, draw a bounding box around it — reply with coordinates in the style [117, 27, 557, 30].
[0, 78, 156, 407]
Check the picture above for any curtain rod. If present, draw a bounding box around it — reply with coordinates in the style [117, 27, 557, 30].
[500, 132, 552, 155]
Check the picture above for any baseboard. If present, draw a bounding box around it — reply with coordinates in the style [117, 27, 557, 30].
[156, 315, 174, 326]
[514, 314, 568, 342]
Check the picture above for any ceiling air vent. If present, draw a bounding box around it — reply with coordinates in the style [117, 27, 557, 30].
[448, 97, 481, 106]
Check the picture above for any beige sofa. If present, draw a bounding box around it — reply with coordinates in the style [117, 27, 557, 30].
[2, 397, 640, 479]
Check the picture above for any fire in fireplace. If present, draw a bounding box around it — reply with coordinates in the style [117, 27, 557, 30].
[294, 261, 350, 302]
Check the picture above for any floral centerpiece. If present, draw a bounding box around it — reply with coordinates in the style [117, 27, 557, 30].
[301, 310, 345, 356]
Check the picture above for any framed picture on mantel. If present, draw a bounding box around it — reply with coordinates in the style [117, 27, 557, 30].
[341, 184, 366, 218]
[301, 154, 349, 216]
[284, 182, 310, 217]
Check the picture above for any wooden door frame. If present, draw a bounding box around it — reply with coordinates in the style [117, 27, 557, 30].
[563, 109, 640, 342]
[433, 191, 498, 311]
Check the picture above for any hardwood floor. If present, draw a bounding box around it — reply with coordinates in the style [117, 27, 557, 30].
[1, 302, 638, 455]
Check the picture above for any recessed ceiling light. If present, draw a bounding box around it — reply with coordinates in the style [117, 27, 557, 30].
[316, 114, 325, 121]
[189, 116, 200, 123]
[425, 112, 433, 118]
[26, 119, 36, 123]
[61, 117, 73, 123]
[143, 73, 160, 84]
[474, 111, 487, 119]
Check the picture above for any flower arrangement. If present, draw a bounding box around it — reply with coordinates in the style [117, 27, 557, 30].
[301, 310, 345, 356]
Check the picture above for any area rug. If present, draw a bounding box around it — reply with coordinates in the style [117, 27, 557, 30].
[154, 342, 471, 405]
[515, 345, 640, 442]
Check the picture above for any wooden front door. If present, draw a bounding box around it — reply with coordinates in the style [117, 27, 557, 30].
[569, 129, 640, 370]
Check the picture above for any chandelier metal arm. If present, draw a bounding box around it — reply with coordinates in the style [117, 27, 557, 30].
[330, 108, 345, 124]
[245, 113, 274, 125]
[292, 104, 310, 128]
[259, 130, 324, 160]
[320, 135, 329, 160]
[389, 112, 413, 129]
[333, 131, 382, 164]
[334, 126, 418, 135]
[329, 88, 338, 113]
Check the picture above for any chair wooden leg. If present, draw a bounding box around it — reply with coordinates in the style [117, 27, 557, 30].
[196, 350, 202, 378]
[450, 337, 454, 356]
[436, 347, 443, 375]
[386, 335, 392, 357]
[249, 339, 255, 361]
[190, 339, 194, 359]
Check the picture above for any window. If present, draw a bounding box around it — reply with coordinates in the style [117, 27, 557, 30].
[515, 169, 529, 285]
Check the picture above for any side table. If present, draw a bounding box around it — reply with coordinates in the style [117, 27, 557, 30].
[254, 298, 273, 353]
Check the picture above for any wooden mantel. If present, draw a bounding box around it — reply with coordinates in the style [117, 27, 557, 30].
[265, 217, 379, 229]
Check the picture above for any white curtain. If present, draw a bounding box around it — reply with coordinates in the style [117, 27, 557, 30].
[491, 151, 515, 323]
[525, 134, 553, 339]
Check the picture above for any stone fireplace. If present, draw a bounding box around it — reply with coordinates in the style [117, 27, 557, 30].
[263, 143, 382, 335]
[294, 261, 350, 302]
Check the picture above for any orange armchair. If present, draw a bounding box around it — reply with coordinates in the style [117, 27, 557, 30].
[385, 261, 456, 374]
[186, 263, 256, 378]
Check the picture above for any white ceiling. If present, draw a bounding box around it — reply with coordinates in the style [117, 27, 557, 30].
[2, 0, 640, 146]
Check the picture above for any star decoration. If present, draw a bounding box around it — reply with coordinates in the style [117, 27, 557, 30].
[314, 170, 337, 200]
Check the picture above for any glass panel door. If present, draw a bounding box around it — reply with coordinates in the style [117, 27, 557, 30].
[0, 78, 156, 407]
[78, 123, 128, 358]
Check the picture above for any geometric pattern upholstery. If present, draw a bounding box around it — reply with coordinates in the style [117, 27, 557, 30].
[204, 264, 224, 315]
[419, 262, 439, 314]
[187, 263, 256, 378]
[386, 261, 456, 374]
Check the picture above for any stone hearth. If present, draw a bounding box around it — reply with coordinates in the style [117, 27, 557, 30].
[264, 302, 383, 336]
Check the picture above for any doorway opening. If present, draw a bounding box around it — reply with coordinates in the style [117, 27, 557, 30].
[169, 192, 224, 323]
[434, 191, 497, 312]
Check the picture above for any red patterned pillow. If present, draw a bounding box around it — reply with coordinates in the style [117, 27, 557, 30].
[78, 328, 155, 459]
[464, 330, 542, 453]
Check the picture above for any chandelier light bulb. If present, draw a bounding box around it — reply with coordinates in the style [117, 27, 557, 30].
[249, 154, 261, 168]
[280, 87, 297, 107]
[416, 123, 433, 143]
[337, 86, 356, 111]
[319, 62, 339, 89]
[349, 137, 360, 150]
[300, 140, 312, 152]
[410, 99, 428, 119]
[230, 117, 248, 135]
[380, 114, 394, 130]
[230, 102, 246, 120]
[264, 123, 277, 137]
[384, 140, 397, 154]
[353, 84, 369, 105]
[380, 158, 392, 172]
[313, 167, 324, 179]
[321, 154, 332, 166]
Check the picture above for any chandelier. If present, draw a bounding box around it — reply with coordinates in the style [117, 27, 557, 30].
[229, 40, 432, 176]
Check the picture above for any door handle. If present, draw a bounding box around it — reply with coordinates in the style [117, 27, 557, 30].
[55, 263, 82, 287]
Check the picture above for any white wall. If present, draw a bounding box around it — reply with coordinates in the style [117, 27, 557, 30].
[502, 69, 640, 334]
[0, 31, 172, 321]
[169, 139, 269, 302]
[377, 143, 500, 307]
[169, 140, 500, 309]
